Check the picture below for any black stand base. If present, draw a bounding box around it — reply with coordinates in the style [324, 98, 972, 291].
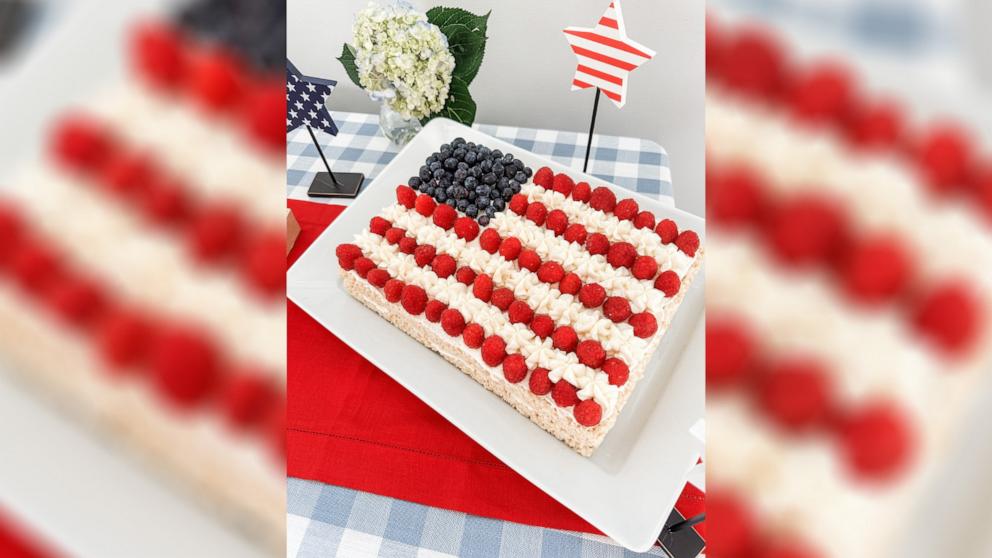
[307, 172, 365, 198]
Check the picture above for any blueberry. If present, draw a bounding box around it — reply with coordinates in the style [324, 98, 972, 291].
[492, 162, 504, 176]
[433, 168, 446, 180]
[453, 147, 466, 160]
[436, 191, 447, 202]
[480, 160, 492, 173]
[419, 167, 431, 181]
[477, 196, 491, 207]
[478, 146, 491, 158]
[446, 199, 456, 207]
[454, 169, 468, 181]
[502, 153, 515, 165]
[482, 173, 497, 185]
[439, 143, 451, 152]
[457, 161, 469, 170]
[409, 176, 422, 189]
[524, 166, 533, 177]
[478, 214, 490, 226]
[446, 186, 456, 197]
[493, 198, 505, 211]
[492, 150, 503, 159]
[468, 190, 477, 201]
[464, 176, 477, 189]
[453, 137, 465, 145]
[469, 166, 481, 178]
[465, 151, 477, 164]
[477, 184, 491, 197]
[486, 206, 496, 216]
[444, 157, 459, 170]
[422, 187, 434, 197]
[514, 171, 527, 183]
[457, 199, 469, 211]
[497, 177, 509, 190]
[467, 142, 476, 149]
[502, 189, 514, 201]
[466, 205, 478, 217]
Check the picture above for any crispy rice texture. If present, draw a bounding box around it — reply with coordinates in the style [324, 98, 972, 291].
[341, 248, 702, 456]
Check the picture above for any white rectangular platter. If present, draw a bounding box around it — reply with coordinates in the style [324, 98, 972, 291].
[287, 118, 704, 552]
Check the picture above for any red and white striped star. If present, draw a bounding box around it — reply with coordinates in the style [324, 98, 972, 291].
[563, 0, 656, 108]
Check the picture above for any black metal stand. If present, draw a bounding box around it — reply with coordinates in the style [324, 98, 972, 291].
[657, 509, 706, 558]
[582, 88, 602, 174]
[305, 125, 364, 198]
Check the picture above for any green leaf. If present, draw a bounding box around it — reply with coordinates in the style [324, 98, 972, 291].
[336, 43, 363, 89]
[426, 74, 476, 126]
[427, 7, 489, 35]
[442, 23, 487, 85]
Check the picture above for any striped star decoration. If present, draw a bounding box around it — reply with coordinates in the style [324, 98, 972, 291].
[286, 60, 339, 136]
[563, 0, 656, 108]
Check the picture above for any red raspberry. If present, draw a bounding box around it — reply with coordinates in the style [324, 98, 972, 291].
[552, 173, 575, 196]
[530, 314, 555, 339]
[576, 340, 606, 368]
[552, 326, 579, 352]
[837, 401, 915, 481]
[218, 370, 276, 430]
[706, 316, 757, 390]
[383, 279, 404, 302]
[335, 244, 362, 270]
[529, 368, 553, 395]
[563, 223, 587, 245]
[589, 187, 617, 212]
[499, 237, 522, 260]
[509, 193, 529, 215]
[415, 194, 436, 217]
[656, 219, 679, 243]
[754, 540, 821, 558]
[384, 227, 405, 245]
[463, 323, 485, 348]
[366, 268, 391, 288]
[396, 185, 417, 208]
[533, 166, 554, 188]
[787, 62, 856, 126]
[11, 240, 64, 295]
[398, 237, 417, 254]
[585, 233, 609, 255]
[433, 204, 457, 230]
[839, 235, 913, 305]
[631, 256, 658, 280]
[188, 50, 244, 111]
[633, 211, 656, 230]
[603, 297, 632, 323]
[525, 202, 548, 226]
[353, 257, 375, 278]
[413, 244, 436, 267]
[481, 335, 507, 366]
[574, 400, 603, 426]
[654, 270, 681, 297]
[47, 276, 106, 327]
[188, 203, 243, 262]
[455, 266, 476, 285]
[425, 300, 447, 323]
[719, 27, 787, 99]
[706, 490, 758, 558]
[150, 326, 220, 408]
[454, 217, 480, 241]
[558, 273, 582, 295]
[400, 284, 428, 315]
[537, 261, 565, 284]
[502, 354, 528, 383]
[613, 198, 639, 221]
[100, 150, 156, 198]
[131, 22, 187, 88]
[370, 216, 391, 235]
[603, 358, 629, 386]
[518, 249, 541, 272]
[606, 242, 637, 268]
[96, 308, 152, 370]
[508, 300, 534, 324]
[552, 381, 579, 407]
[572, 181, 592, 202]
[847, 99, 904, 150]
[0, 202, 24, 264]
[911, 281, 980, 355]
[764, 195, 847, 266]
[708, 165, 767, 227]
[472, 274, 494, 302]
[629, 312, 658, 338]
[431, 254, 456, 278]
[243, 81, 285, 153]
[578, 283, 606, 308]
[491, 287, 515, 311]
[675, 230, 700, 257]
[545, 209, 568, 235]
[757, 358, 835, 432]
[141, 177, 190, 225]
[441, 308, 466, 336]
[479, 229, 502, 253]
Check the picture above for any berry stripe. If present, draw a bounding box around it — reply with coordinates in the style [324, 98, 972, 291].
[598, 17, 619, 29]
[353, 231, 619, 412]
[563, 29, 653, 58]
[576, 64, 624, 86]
[570, 44, 638, 71]
[571, 79, 623, 104]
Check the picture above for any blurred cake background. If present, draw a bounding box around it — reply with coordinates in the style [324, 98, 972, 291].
[0, 0, 284, 555]
[705, 0, 992, 557]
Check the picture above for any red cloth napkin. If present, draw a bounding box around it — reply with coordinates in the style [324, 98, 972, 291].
[287, 199, 703, 536]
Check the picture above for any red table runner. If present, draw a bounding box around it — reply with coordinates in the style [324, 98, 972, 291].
[287, 199, 703, 536]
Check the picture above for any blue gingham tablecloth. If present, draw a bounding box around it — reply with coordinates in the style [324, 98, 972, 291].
[286, 111, 682, 558]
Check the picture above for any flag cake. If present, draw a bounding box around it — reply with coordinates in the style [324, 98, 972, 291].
[705, 14, 992, 558]
[0, 3, 284, 551]
[335, 139, 703, 456]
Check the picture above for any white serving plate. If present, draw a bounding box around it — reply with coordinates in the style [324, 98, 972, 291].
[287, 118, 705, 552]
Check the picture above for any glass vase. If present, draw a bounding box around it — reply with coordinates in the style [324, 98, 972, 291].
[378, 101, 422, 147]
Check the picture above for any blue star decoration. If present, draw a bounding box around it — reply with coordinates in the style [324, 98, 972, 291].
[286, 60, 338, 136]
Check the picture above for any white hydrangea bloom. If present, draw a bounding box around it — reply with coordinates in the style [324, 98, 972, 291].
[353, 1, 456, 120]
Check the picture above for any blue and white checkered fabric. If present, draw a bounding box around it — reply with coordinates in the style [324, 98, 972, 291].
[286, 112, 679, 557]
[286, 112, 673, 206]
[288, 479, 668, 558]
